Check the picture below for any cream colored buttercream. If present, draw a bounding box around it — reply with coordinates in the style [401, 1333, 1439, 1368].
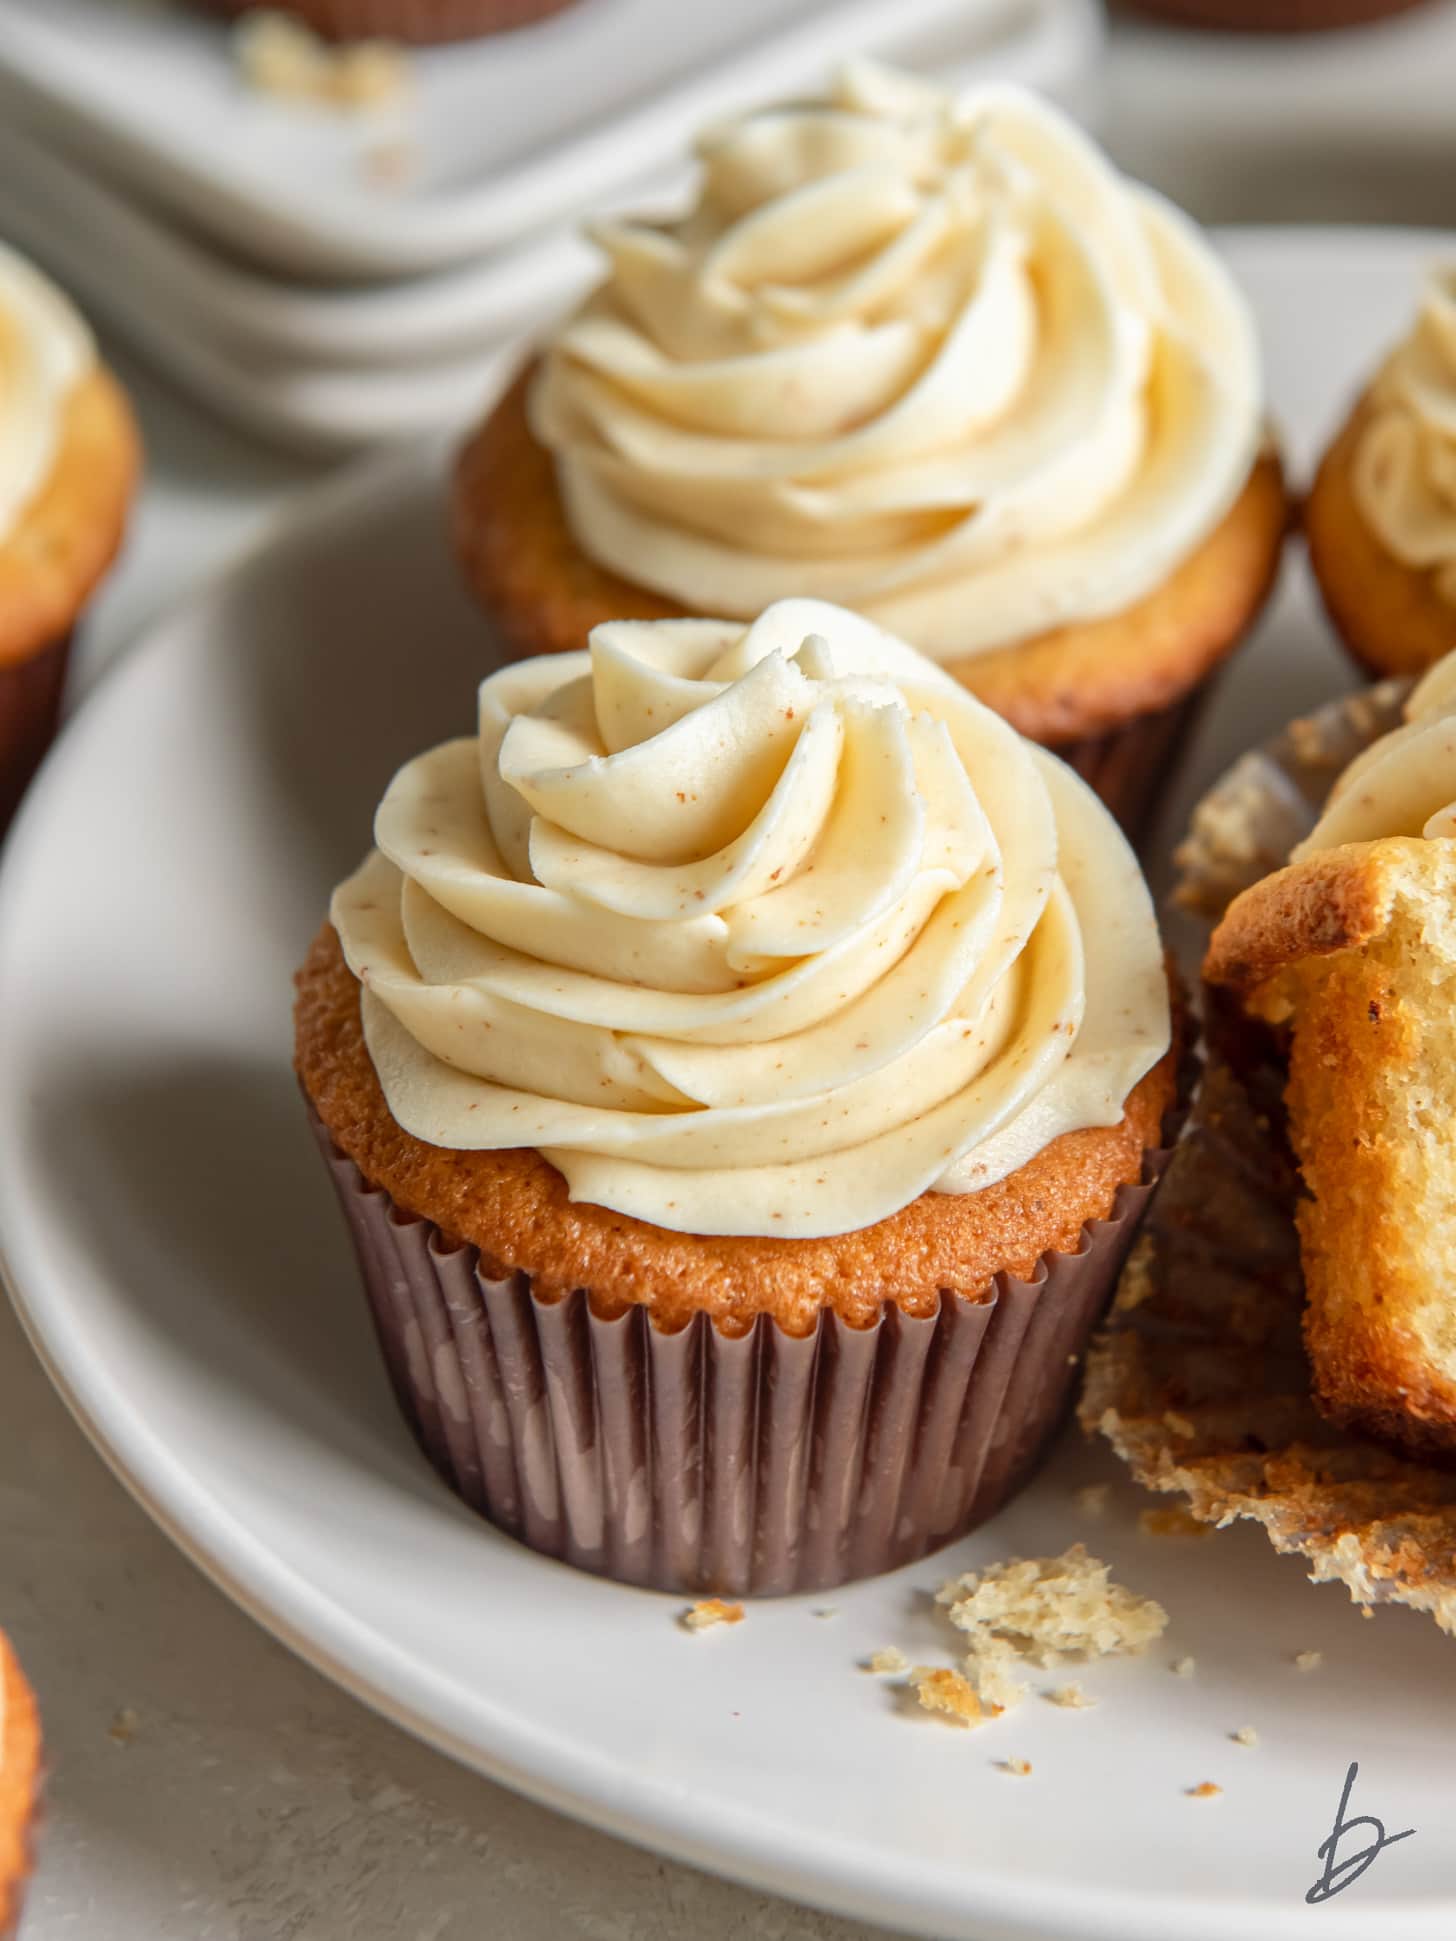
[0, 240, 93, 547]
[529, 64, 1262, 663]
[332, 600, 1168, 1239]
[1352, 271, 1456, 608]
[333, 597, 1172, 1234]
[1297, 649, 1456, 856]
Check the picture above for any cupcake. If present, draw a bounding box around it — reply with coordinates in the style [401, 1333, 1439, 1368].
[0, 241, 139, 834]
[0, 1632, 38, 1940]
[1204, 654, 1456, 1459]
[298, 596, 1183, 1595]
[454, 65, 1287, 832]
[195, 1, 580, 44]
[1124, 1, 1432, 30]
[1307, 270, 1456, 679]
[1083, 666, 1456, 1629]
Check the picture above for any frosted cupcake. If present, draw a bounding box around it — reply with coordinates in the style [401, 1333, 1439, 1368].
[1308, 270, 1456, 678]
[454, 66, 1287, 829]
[0, 242, 139, 832]
[297, 597, 1182, 1593]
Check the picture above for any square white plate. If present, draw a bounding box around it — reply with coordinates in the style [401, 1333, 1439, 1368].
[0, 0, 1100, 279]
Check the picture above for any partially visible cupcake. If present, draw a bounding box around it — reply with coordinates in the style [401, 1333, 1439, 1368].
[0, 241, 139, 834]
[1125, 1, 1432, 30]
[298, 596, 1183, 1595]
[1307, 269, 1456, 679]
[195, 0, 581, 44]
[0, 1631, 39, 1940]
[454, 65, 1288, 832]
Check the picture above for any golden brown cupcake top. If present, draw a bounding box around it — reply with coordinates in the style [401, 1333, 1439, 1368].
[331, 598, 1169, 1238]
[528, 64, 1263, 662]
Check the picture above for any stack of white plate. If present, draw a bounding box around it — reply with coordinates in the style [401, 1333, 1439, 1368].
[0, 0, 1102, 453]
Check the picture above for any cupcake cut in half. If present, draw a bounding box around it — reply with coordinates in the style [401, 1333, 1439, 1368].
[1205, 652, 1456, 1461]
[298, 597, 1182, 1592]
[1308, 269, 1456, 679]
[0, 241, 139, 833]
[0, 1632, 39, 1940]
[455, 65, 1288, 825]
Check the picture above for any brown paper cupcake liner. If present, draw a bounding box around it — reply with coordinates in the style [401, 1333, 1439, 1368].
[192, 0, 580, 42]
[1082, 678, 1456, 1633]
[1124, 0, 1431, 30]
[310, 1110, 1172, 1595]
[1058, 680, 1216, 844]
[0, 631, 72, 839]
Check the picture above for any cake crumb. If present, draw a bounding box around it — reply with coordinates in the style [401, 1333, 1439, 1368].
[234, 12, 409, 110]
[1171, 1655, 1197, 1678]
[1188, 1781, 1223, 1800]
[108, 1706, 139, 1746]
[1162, 1411, 1197, 1439]
[680, 1598, 744, 1632]
[1139, 1506, 1211, 1539]
[1231, 1726, 1259, 1748]
[1046, 1682, 1094, 1709]
[909, 1666, 990, 1727]
[1001, 1757, 1033, 1777]
[812, 1608, 837, 1620]
[1074, 1483, 1110, 1516]
[1294, 1650, 1323, 1672]
[866, 1647, 908, 1675]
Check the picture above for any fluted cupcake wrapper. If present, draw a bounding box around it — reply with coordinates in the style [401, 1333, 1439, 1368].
[310, 1110, 1170, 1595]
[1059, 682, 1214, 844]
[0, 630, 71, 838]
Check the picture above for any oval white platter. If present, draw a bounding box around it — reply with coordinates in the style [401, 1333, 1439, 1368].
[2, 230, 1455, 1941]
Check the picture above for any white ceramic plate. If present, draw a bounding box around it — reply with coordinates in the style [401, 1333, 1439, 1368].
[0, 0, 1100, 280]
[3, 231, 1456, 1941]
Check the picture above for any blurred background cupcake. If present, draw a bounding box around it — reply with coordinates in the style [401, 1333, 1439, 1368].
[0, 1630, 39, 1941]
[1123, 0, 1433, 31]
[1306, 268, 1456, 680]
[189, 0, 582, 44]
[0, 241, 139, 835]
[454, 63, 1289, 834]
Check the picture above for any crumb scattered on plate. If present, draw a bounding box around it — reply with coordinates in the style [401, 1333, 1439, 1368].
[908, 1666, 990, 1727]
[1075, 1483, 1110, 1516]
[1001, 1757, 1033, 1777]
[812, 1608, 837, 1620]
[1231, 1726, 1259, 1747]
[1171, 1655, 1196, 1677]
[680, 1598, 744, 1632]
[234, 12, 409, 110]
[1046, 1682, 1095, 1709]
[108, 1706, 139, 1745]
[1294, 1649, 1323, 1672]
[935, 1543, 1166, 1713]
[1187, 1781, 1222, 1799]
[1139, 1506, 1212, 1539]
[866, 1647, 909, 1675]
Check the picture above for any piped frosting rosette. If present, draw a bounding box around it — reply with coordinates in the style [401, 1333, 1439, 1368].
[528, 63, 1261, 660]
[1353, 272, 1456, 608]
[1294, 649, 1456, 855]
[332, 599, 1169, 1238]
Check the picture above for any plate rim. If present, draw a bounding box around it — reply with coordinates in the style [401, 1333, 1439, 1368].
[4, 227, 1456, 1941]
